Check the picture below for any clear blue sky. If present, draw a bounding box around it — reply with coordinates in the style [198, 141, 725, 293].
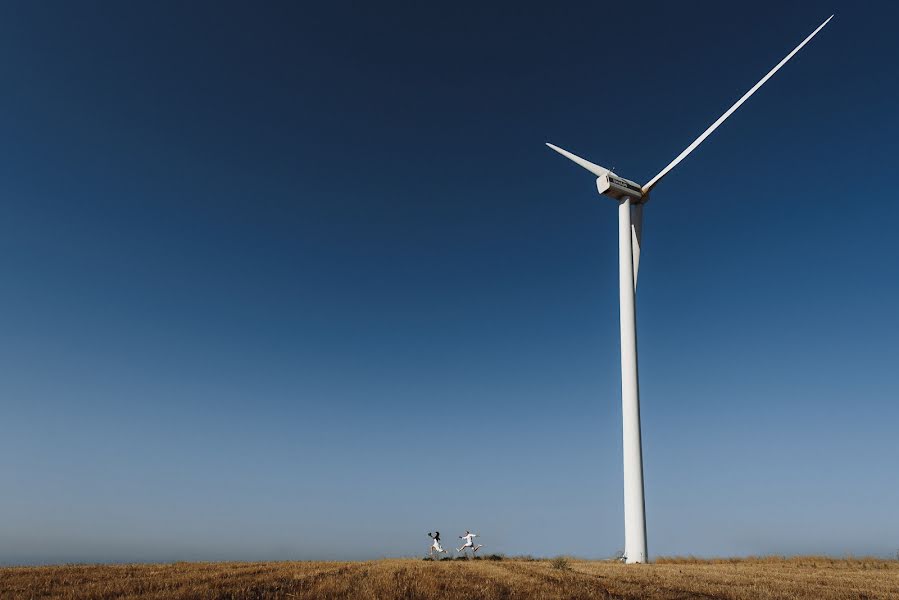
[1, 1, 897, 564]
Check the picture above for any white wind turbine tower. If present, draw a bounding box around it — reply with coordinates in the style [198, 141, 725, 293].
[547, 15, 833, 564]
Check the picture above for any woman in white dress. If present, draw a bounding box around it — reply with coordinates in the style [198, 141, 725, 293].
[427, 531, 447, 557]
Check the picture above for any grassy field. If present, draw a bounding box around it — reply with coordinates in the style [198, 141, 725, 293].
[2, 556, 897, 600]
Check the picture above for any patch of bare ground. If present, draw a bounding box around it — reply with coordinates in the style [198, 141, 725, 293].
[1, 557, 896, 600]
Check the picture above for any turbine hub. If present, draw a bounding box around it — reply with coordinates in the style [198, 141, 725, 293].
[597, 174, 644, 202]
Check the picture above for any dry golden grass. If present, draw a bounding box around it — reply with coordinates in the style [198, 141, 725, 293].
[1, 556, 897, 600]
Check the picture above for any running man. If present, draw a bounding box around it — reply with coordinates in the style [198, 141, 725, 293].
[427, 532, 447, 557]
[457, 530, 482, 555]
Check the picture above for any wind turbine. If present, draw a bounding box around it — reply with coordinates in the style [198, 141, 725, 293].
[547, 15, 833, 564]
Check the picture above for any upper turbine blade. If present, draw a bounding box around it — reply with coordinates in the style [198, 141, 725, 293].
[546, 143, 612, 178]
[642, 14, 834, 194]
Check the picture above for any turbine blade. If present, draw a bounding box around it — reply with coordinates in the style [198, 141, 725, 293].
[642, 14, 834, 194]
[546, 143, 611, 178]
[631, 203, 642, 292]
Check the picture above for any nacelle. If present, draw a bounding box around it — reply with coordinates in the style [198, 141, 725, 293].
[597, 174, 644, 202]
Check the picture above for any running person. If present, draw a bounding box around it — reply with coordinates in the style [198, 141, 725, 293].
[457, 530, 482, 555]
[427, 532, 447, 557]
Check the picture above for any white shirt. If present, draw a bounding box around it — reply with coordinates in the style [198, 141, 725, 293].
[461, 533, 477, 544]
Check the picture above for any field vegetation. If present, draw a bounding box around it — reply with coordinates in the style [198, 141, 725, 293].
[1, 556, 897, 599]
